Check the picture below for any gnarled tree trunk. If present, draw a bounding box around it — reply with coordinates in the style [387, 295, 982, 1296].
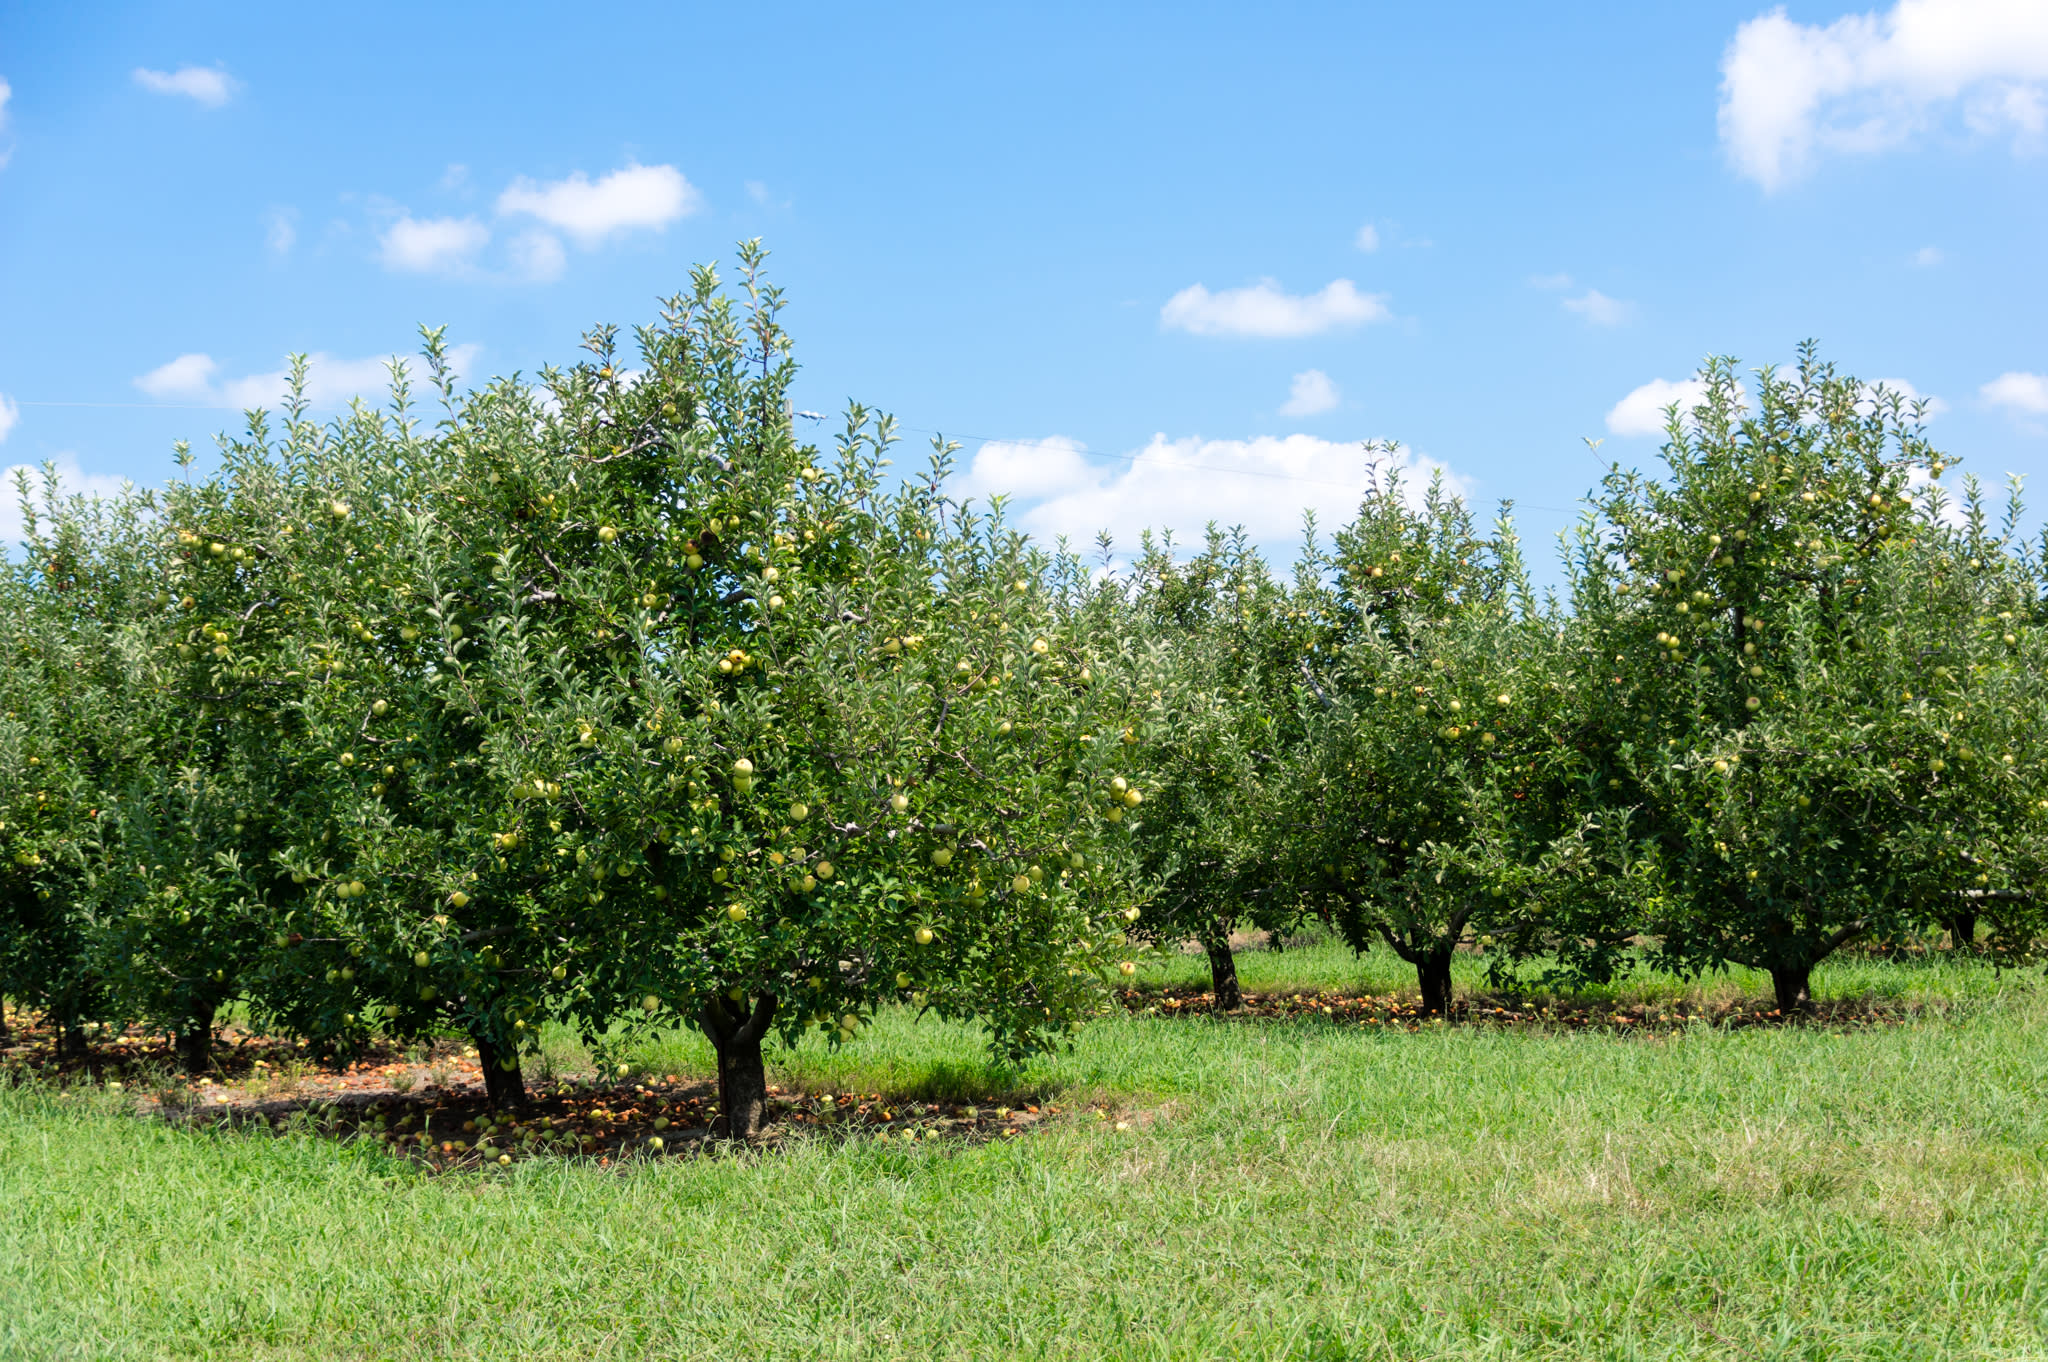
[1204, 921, 1243, 1011]
[473, 1033, 527, 1109]
[1416, 949, 1455, 1015]
[55, 1011, 88, 1064]
[703, 993, 779, 1139]
[1769, 963, 1814, 1015]
[175, 999, 217, 1075]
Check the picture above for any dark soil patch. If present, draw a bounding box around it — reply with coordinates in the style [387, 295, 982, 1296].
[1, 1008, 1057, 1170]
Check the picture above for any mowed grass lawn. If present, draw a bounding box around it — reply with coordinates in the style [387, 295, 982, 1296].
[5, 945, 2047, 1361]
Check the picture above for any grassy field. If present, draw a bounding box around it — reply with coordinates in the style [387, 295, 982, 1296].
[5, 945, 2047, 1360]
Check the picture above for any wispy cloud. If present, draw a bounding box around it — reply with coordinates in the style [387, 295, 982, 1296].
[1354, 222, 1380, 252]
[1913, 244, 1945, 266]
[265, 206, 297, 256]
[1160, 278, 1390, 338]
[0, 393, 18, 443]
[1562, 288, 1635, 326]
[1719, 0, 2048, 191]
[0, 76, 13, 169]
[1280, 369, 1341, 417]
[378, 215, 490, 275]
[132, 65, 236, 108]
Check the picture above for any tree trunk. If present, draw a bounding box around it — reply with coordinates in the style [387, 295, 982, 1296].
[704, 993, 778, 1139]
[473, 1033, 527, 1109]
[1205, 931, 1243, 1011]
[176, 999, 216, 1075]
[1416, 950, 1455, 1016]
[55, 1014, 88, 1063]
[0, 995, 10, 1045]
[1941, 909, 1979, 951]
[1769, 963, 1814, 1015]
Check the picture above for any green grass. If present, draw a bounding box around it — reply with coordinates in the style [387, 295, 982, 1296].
[5, 951, 2048, 1360]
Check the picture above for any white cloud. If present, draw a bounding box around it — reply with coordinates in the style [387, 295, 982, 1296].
[1982, 370, 2048, 414]
[1562, 289, 1634, 325]
[0, 76, 12, 168]
[1160, 278, 1390, 338]
[135, 353, 220, 399]
[134, 346, 481, 410]
[1354, 222, 1380, 252]
[1280, 369, 1341, 417]
[379, 214, 490, 274]
[1863, 376, 1948, 416]
[746, 179, 771, 205]
[0, 393, 17, 443]
[1719, 0, 2048, 190]
[1913, 244, 1944, 265]
[954, 433, 1465, 551]
[1528, 272, 1575, 290]
[0, 458, 135, 546]
[1606, 378, 1715, 437]
[265, 206, 297, 255]
[496, 163, 700, 246]
[132, 65, 235, 108]
[506, 229, 566, 283]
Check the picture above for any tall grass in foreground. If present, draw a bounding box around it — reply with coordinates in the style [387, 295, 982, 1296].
[4, 956, 2046, 1360]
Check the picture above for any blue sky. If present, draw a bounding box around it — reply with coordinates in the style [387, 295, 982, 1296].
[2, 1, 2045, 573]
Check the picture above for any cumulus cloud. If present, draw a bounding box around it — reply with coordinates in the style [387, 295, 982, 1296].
[135, 346, 481, 410]
[135, 353, 221, 399]
[1160, 278, 1390, 338]
[1562, 289, 1635, 326]
[1719, 0, 2048, 190]
[379, 214, 490, 275]
[1280, 369, 1341, 417]
[496, 163, 700, 245]
[0, 458, 135, 546]
[1354, 222, 1380, 252]
[0, 393, 16, 443]
[1862, 376, 1948, 416]
[373, 162, 700, 281]
[954, 432, 1465, 551]
[1982, 370, 2048, 415]
[1606, 378, 1718, 437]
[132, 65, 236, 107]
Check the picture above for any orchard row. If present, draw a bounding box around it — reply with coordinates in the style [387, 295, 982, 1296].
[3, 254, 2039, 1132]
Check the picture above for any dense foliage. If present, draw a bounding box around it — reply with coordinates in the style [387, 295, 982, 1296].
[5, 259, 2043, 1122]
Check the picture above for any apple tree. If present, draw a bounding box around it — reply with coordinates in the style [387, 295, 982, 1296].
[1570, 350, 2035, 1010]
[1289, 466, 1618, 1012]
